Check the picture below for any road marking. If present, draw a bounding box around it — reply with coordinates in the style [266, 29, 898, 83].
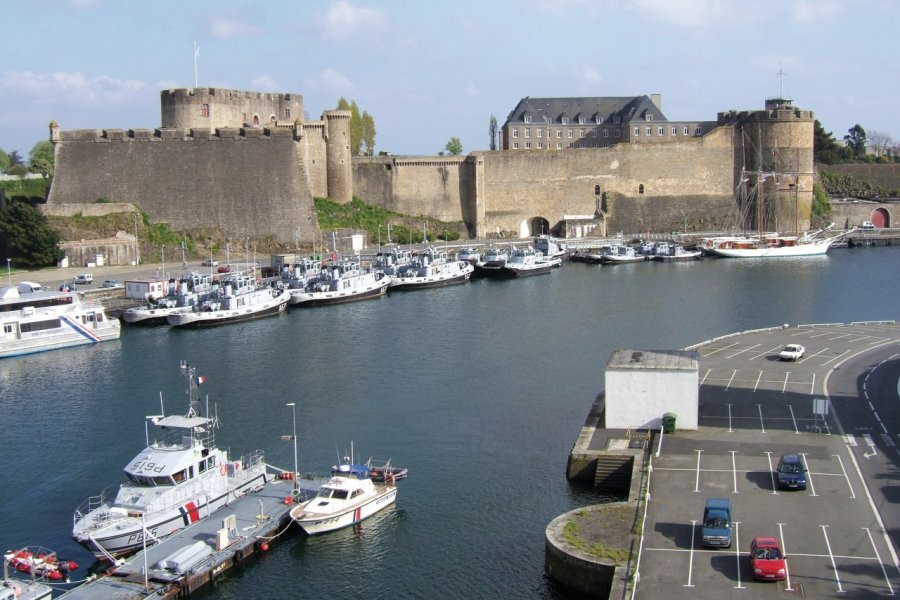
[734, 521, 744, 589]
[810, 372, 816, 395]
[787, 404, 799, 434]
[727, 403, 733, 432]
[782, 372, 790, 393]
[778, 523, 793, 591]
[725, 369, 738, 390]
[799, 453, 817, 496]
[845, 434, 857, 446]
[694, 450, 702, 493]
[821, 348, 852, 366]
[753, 371, 764, 391]
[833, 454, 856, 499]
[750, 346, 781, 360]
[766, 451, 778, 495]
[727, 343, 761, 358]
[704, 342, 740, 356]
[685, 520, 696, 587]
[821, 524, 845, 593]
[881, 433, 895, 447]
[863, 434, 878, 459]
[863, 527, 895, 596]
[700, 368, 712, 386]
[731, 451, 739, 494]
[757, 404, 766, 433]
[880, 422, 890, 435]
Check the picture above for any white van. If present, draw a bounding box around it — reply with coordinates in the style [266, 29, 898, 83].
[860, 221, 875, 230]
[73, 273, 93, 284]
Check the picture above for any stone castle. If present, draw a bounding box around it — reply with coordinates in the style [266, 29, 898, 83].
[46, 88, 814, 244]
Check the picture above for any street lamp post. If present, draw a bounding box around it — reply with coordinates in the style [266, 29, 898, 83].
[6, 258, 10, 287]
[161, 245, 166, 279]
[286, 402, 299, 491]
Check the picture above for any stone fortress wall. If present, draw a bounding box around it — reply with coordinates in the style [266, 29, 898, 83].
[47, 89, 814, 244]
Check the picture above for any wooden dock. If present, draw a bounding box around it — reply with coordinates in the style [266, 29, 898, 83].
[58, 476, 317, 599]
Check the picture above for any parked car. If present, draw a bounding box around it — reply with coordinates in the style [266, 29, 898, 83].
[700, 498, 732, 548]
[217, 264, 232, 273]
[749, 537, 786, 581]
[73, 273, 93, 284]
[102, 279, 123, 289]
[779, 344, 805, 361]
[860, 221, 875, 230]
[202, 259, 219, 267]
[59, 282, 77, 292]
[775, 454, 807, 490]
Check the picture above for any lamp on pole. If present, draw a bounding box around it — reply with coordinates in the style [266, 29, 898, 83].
[6, 258, 10, 287]
[161, 245, 166, 279]
[286, 402, 299, 491]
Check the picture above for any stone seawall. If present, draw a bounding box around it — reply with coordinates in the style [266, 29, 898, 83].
[48, 128, 320, 243]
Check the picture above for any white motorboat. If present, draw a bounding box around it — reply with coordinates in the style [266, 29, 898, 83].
[600, 245, 646, 264]
[291, 259, 390, 306]
[500, 246, 558, 277]
[651, 243, 703, 262]
[289, 462, 398, 535]
[122, 272, 217, 325]
[389, 248, 474, 290]
[72, 362, 269, 558]
[284, 257, 325, 305]
[371, 247, 414, 277]
[455, 246, 481, 265]
[0, 283, 120, 359]
[533, 235, 566, 260]
[166, 275, 289, 327]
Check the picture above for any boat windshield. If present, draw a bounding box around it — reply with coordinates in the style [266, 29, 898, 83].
[317, 487, 350, 500]
[125, 473, 173, 487]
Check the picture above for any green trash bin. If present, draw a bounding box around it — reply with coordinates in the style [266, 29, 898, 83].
[662, 412, 676, 434]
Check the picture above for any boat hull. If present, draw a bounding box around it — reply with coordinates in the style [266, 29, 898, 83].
[291, 486, 397, 535]
[707, 242, 832, 258]
[501, 263, 553, 277]
[122, 306, 182, 326]
[167, 295, 289, 328]
[73, 471, 269, 558]
[293, 277, 390, 307]
[0, 320, 120, 359]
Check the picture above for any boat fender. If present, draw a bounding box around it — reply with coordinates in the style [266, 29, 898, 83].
[233, 550, 244, 563]
[219, 464, 227, 476]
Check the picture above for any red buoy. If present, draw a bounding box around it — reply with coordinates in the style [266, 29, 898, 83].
[259, 541, 269, 552]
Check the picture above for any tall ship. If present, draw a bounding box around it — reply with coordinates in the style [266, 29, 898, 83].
[166, 275, 289, 327]
[72, 362, 269, 558]
[389, 248, 474, 290]
[0, 283, 120, 359]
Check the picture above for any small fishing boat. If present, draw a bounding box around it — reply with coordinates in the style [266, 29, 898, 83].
[291, 259, 390, 307]
[167, 275, 289, 327]
[72, 362, 269, 558]
[600, 245, 646, 264]
[366, 459, 409, 483]
[389, 248, 474, 290]
[289, 461, 398, 535]
[499, 246, 558, 277]
[3, 548, 78, 582]
[651, 243, 702, 262]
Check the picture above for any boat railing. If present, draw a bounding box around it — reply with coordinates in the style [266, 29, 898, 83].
[73, 488, 111, 528]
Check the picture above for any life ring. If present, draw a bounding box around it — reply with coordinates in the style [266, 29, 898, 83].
[219, 464, 227, 475]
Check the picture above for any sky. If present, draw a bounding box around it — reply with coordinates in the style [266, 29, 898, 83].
[1, 0, 898, 159]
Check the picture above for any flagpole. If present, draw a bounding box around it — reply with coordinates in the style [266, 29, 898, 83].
[194, 41, 199, 88]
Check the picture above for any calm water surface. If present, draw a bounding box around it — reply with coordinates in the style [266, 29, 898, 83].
[1, 247, 898, 599]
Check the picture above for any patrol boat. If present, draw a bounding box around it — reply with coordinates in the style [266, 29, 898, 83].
[72, 362, 269, 558]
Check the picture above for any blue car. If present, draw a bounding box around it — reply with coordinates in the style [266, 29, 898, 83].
[776, 454, 807, 490]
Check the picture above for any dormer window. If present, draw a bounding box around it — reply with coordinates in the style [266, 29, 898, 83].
[613, 115, 621, 124]
[578, 116, 585, 125]
[524, 115, 532, 123]
[595, 115, 603, 124]
[544, 116, 550, 124]
[561, 117, 569, 125]
[645, 114, 653, 121]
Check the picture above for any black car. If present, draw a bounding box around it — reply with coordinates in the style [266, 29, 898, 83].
[775, 454, 807, 490]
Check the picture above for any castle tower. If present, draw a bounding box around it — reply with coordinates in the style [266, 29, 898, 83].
[160, 88, 302, 131]
[323, 110, 352, 203]
[719, 98, 815, 232]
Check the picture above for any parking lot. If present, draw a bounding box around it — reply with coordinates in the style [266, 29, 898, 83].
[632, 324, 900, 598]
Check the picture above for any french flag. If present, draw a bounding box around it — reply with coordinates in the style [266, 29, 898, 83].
[198, 376, 206, 384]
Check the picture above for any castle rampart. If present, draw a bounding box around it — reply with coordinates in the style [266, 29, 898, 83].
[160, 87, 302, 131]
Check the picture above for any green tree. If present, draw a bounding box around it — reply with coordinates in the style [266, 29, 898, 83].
[28, 140, 55, 178]
[360, 111, 376, 156]
[813, 120, 841, 164]
[844, 124, 867, 159]
[0, 198, 64, 268]
[445, 137, 463, 156]
[0, 148, 10, 173]
[810, 183, 832, 229]
[489, 115, 498, 151]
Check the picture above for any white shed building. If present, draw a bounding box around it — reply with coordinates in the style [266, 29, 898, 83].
[604, 349, 699, 431]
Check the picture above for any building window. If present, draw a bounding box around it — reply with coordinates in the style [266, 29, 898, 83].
[684, 126, 690, 135]
[634, 127, 640, 136]
[525, 128, 531, 138]
[672, 126, 678, 135]
[639, 184, 645, 194]
[557, 142, 562, 149]
[646, 126, 652, 136]
[658, 127, 664, 136]
[578, 117, 585, 124]
[556, 129, 562, 138]
[283, 108, 291, 119]
[524, 115, 531, 123]
[590, 129, 597, 137]
[562, 117, 568, 125]
[200, 104, 210, 119]
[603, 129, 609, 138]
[538, 142, 543, 149]
[695, 126, 702, 135]
[615, 128, 621, 138]
[613, 115, 621, 124]
[595, 116, 603, 124]
[525, 142, 531, 149]
[512, 129, 519, 138]
[537, 129, 543, 138]
[580, 129, 585, 138]
[645, 114, 653, 121]
[513, 142, 519, 149]
[568, 130, 573, 139]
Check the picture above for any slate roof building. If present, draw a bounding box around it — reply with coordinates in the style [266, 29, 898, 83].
[500, 94, 713, 150]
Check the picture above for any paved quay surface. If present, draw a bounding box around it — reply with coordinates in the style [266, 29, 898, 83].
[631, 321, 900, 599]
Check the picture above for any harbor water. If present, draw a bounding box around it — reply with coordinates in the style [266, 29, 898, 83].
[1, 247, 898, 599]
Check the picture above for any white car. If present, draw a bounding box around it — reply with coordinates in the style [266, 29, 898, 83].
[73, 273, 93, 284]
[779, 344, 805, 361]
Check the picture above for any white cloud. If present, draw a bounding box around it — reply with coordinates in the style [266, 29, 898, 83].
[791, 0, 840, 22]
[319, 1, 386, 39]
[319, 68, 354, 94]
[0, 71, 147, 106]
[251, 75, 280, 92]
[631, 0, 731, 27]
[207, 12, 263, 39]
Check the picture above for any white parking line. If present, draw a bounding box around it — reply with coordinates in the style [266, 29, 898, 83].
[863, 526, 895, 596]
[821, 348, 852, 366]
[694, 450, 702, 493]
[753, 371, 764, 391]
[810, 372, 816, 395]
[757, 404, 766, 433]
[821, 524, 845, 593]
[782, 372, 790, 393]
[704, 342, 740, 355]
[800, 452, 818, 496]
[787, 404, 799, 434]
[725, 369, 738, 390]
[750, 346, 781, 360]
[734, 521, 744, 589]
[766, 452, 778, 495]
[727, 403, 733, 432]
[731, 451, 739, 494]
[700, 368, 712, 386]
[778, 523, 793, 591]
[685, 520, 697, 587]
[727, 343, 761, 358]
[833, 454, 856, 499]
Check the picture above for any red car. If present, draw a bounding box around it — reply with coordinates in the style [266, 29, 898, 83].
[749, 537, 786, 581]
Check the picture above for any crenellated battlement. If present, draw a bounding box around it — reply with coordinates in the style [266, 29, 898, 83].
[56, 126, 301, 143]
